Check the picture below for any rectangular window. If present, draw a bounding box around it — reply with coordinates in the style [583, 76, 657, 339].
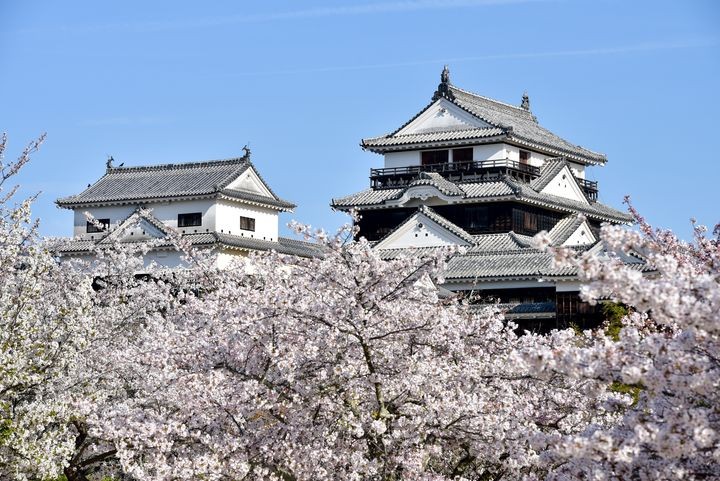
[452, 147, 473, 163]
[178, 212, 202, 227]
[240, 216, 256, 232]
[519, 150, 530, 164]
[86, 218, 110, 233]
[421, 149, 449, 166]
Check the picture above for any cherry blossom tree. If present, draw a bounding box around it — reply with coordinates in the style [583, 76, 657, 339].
[0, 133, 100, 480]
[81, 223, 617, 481]
[525, 203, 720, 480]
[2, 132, 717, 480]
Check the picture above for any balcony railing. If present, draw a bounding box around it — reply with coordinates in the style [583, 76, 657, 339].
[369, 157, 599, 202]
[370, 159, 540, 189]
[574, 177, 598, 202]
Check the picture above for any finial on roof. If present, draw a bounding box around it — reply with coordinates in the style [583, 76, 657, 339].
[242, 144, 251, 159]
[521, 91, 530, 111]
[432, 65, 455, 101]
[106, 155, 114, 170]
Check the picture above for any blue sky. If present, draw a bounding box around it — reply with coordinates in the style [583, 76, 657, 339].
[1, 0, 718, 240]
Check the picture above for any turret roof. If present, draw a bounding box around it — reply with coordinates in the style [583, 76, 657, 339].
[362, 67, 606, 165]
[332, 175, 632, 224]
[56, 156, 295, 211]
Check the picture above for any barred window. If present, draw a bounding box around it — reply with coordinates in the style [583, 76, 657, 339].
[240, 216, 255, 232]
[86, 218, 110, 233]
[178, 213, 202, 227]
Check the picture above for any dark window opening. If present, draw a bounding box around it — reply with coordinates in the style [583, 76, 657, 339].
[452, 147, 473, 163]
[519, 150, 530, 164]
[86, 218, 110, 233]
[178, 212, 202, 227]
[240, 216, 256, 232]
[421, 149, 449, 166]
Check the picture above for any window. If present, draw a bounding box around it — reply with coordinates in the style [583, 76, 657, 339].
[519, 150, 530, 164]
[240, 216, 255, 232]
[86, 218, 110, 233]
[452, 147, 473, 163]
[421, 149, 449, 166]
[178, 212, 202, 227]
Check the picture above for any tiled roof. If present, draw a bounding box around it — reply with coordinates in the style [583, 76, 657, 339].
[331, 188, 404, 208]
[505, 178, 632, 223]
[530, 158, 568, 191]
[361, 81, 606, 165]
[417, 205, 476, 244]
[466, 232, 533, 253]
[458, 181, 515, 198]
[445, 250, 551, 280]
[56, 232, 322, 258]
[57, 157, 294, 210]
[190, 233, 323, 258]
[409, 172, 464, 196]
[448, 86, 606, 165]
[220, 188, 296, 210]
[333, 176, 631, 223]
[362, 127, 505, 148]
[547, 214, 586, 245]
[373, 224, 650, 282]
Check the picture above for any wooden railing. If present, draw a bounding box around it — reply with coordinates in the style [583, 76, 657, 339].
[370, 159, 540, 189]
[574, 177, 598, 201]
[370, 159, 539, 178]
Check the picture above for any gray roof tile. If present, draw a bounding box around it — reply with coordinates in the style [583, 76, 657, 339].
[448, 86, 606, 164]
[409, 172, 464, 196]
[56, 232, 322, 258]
[362, 127, 505, 148]
[57, 157, 294, 210]
[547, 214, 586, 245]
[333, 176, 631, 223]
[361, 84, 606, 165]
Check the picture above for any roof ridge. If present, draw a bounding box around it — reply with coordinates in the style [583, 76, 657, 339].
[107, 156, 248, 173]
[393, 126, 500, 138]
[449, 84, 530, 114]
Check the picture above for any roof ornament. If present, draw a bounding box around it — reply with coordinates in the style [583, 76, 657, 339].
[242, 144, 251, 159]
[432, 64, 455, 101]
[106, 155, 114, 170]
[521, 91, 530, 111]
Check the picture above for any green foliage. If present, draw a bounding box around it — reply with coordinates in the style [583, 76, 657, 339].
[602, 302, 628, 341]
[609, 380, 642, 406]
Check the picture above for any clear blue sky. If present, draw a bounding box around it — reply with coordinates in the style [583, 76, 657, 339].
[1, 0, 718, 240]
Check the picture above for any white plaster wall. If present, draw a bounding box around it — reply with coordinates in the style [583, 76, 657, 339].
[216, 250, 249, 269]
[555, 281, 582, 292]
[144, 250, 188, 269]
[568, 162, 586, 179]
[215, 200, 278, 241]
[384, 151, 420, 168]
[74, 200, 217, 239]
[376, 215, 468, 249]
[496, 145, 548, 167]
[73, 205, 135, 238]
[563, 222, 596, 246]
[473, 144, 506, 161]
[540, 167, 588, 203]
[396, 98, 489, 135]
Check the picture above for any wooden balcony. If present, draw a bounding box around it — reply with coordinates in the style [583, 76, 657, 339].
[370, 159, 540, 189]
[574, 177, 598, 202]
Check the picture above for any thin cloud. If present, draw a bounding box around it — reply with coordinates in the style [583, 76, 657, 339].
[78, 116, 177, 127]
[218, 38, 718, 77]
[17, 0, 555, 34]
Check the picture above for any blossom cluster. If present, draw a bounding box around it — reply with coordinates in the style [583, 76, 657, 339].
[0, 135, 718, 480]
